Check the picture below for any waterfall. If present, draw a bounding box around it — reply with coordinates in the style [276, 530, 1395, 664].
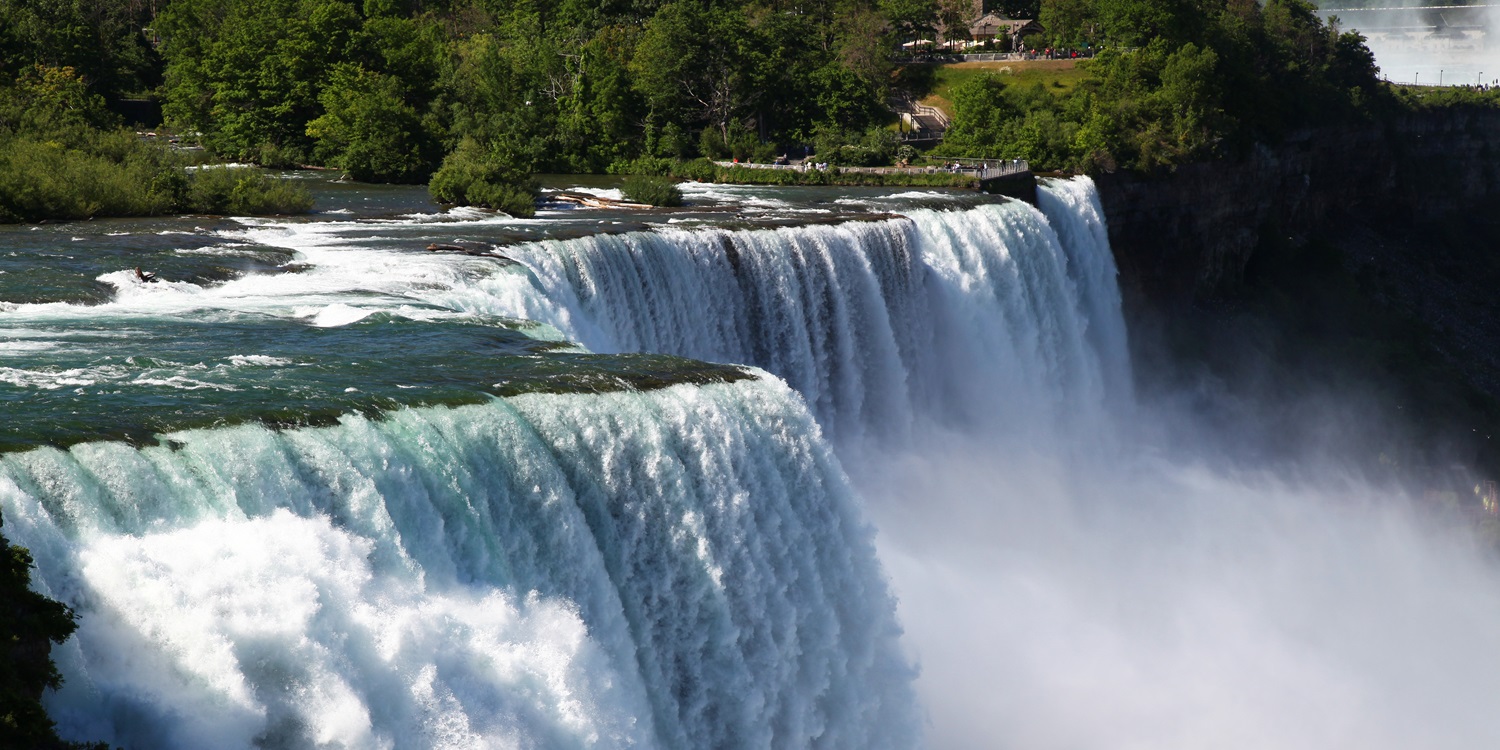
[2, 378, 915, 749]
[474, 178, 1129, 446]
[4, 176, 1139, 749]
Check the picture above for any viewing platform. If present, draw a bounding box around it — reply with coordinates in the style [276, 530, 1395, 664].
[711, 158, 1037, 202]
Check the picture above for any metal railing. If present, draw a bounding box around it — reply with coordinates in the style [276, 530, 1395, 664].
[978, 159, 1030, 181]
[912, 102, 951, 129]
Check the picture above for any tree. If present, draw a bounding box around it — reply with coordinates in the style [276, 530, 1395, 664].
[306, 64, 438, 182]
[158, 0, 361, 164]
[881, 0, 938, 39]
[941, 74, 1018, 154]
[631, 2, 754, 148]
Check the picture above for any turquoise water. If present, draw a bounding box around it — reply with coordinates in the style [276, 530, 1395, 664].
[1, 176, 986, 451]
[10, 172, 1500, 750]
[5, 174, 1016, 748]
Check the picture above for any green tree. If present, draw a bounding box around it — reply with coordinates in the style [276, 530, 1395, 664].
[158, 0, 361, 164]
[632, 2, 755, 146]
[306, 64, 438, 182]
[428, 135, 537, 217]
[941, 74, 1019, 154]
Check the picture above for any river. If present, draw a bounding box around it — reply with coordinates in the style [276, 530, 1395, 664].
[2, 174, 1498, 748]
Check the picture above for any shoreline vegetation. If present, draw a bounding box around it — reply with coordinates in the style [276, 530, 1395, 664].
[7, 0, 1495, 225]
[0, 67, 312, 224]
[5, 0, 1500, 222]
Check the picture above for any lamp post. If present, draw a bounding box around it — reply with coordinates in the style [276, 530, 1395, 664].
[1440, 69, 1444, 85]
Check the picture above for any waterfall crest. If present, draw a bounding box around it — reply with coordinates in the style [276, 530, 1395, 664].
[2, 378, 915, 749]
[480, 178, 1129, 445]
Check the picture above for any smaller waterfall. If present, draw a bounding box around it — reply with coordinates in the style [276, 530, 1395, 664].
[467, 178, 1129, 447]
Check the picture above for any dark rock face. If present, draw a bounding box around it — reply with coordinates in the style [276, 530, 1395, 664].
[1096, 109, 1500, 308]
[1092, 108, 1500, 477]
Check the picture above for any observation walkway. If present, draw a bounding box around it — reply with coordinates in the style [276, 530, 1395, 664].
[711, 158, 1036, 202]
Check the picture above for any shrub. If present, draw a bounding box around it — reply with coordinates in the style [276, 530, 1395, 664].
[621, 174, 683, 206]
[670, 158, 718, 182]
[428, 137, 537, 217]
[186, 166, 315, 215]
[811, 124, 899, 166]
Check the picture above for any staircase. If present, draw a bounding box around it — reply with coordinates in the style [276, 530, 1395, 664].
[895, 98, 951, 142]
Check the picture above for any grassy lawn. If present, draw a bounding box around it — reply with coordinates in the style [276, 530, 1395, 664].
[898, 60, 1092, 117]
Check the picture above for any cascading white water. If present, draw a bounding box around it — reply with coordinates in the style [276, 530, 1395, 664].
[421, 177, 1500, 748]
[470, 178, 1129, 446]
[20, 174, 1494, 749]
[2, 378, 916, 749]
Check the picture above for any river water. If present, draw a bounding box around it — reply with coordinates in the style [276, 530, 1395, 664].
[3, 174, 1499, 749]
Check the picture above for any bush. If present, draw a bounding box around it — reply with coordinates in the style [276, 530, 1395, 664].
[0, 121, 312, 222]
[811, 124, 899, 166]
[428, 137, 537, 217]
[0, 510, 86, 749]
[621, 174, 683, 206]
[0, 62, 313, 223]
[670, 158, 718, 182]
[186, 166, 315, 215]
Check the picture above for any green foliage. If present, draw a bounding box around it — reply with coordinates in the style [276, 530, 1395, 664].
[1390, 84, 1500, 110]
[936, 0, 1399, 172]
[157, 0, 363, 163]
[0, 0, 161, 100]
[812, 124, 900, 166]
[0, 510, 80, 749]
[147, 0, 906, 180]
[621, 174, 684, 206]
[185, 167, 315, 215]
[0, 136, 314, 223]
[0, 72, 313, 223]
[306, 64, 438, 182]
[429, 137, 537, 217]
[714, 164, 975, 187]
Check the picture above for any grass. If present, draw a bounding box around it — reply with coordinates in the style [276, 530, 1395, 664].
[898, 60, 1093, 118]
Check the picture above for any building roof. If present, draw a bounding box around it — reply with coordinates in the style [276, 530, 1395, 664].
[969, 12, 1044, 37]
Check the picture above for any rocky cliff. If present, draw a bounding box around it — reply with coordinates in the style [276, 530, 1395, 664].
[1094, 107, 1500, 478]
[1095, 108, 1500, 308]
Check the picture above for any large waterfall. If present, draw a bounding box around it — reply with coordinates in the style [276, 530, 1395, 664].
[1, 178, 1130, 749]
[3, 380, 914, 749]
[12, 175, 1495, 749]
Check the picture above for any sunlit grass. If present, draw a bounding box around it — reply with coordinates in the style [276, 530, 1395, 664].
[911, 60, 1093, 117]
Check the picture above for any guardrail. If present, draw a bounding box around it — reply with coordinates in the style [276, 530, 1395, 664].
[710, 159, 1030, 180]
[978, 159, 1030, 181]
[912, 102, 951, 129]
[895, 52, 1097, 64]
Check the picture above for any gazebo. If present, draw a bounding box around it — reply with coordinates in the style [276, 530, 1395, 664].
[969, 12, 1044, 47]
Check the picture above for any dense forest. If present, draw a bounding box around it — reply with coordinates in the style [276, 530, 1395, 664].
[10, 0, 1490, 219]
